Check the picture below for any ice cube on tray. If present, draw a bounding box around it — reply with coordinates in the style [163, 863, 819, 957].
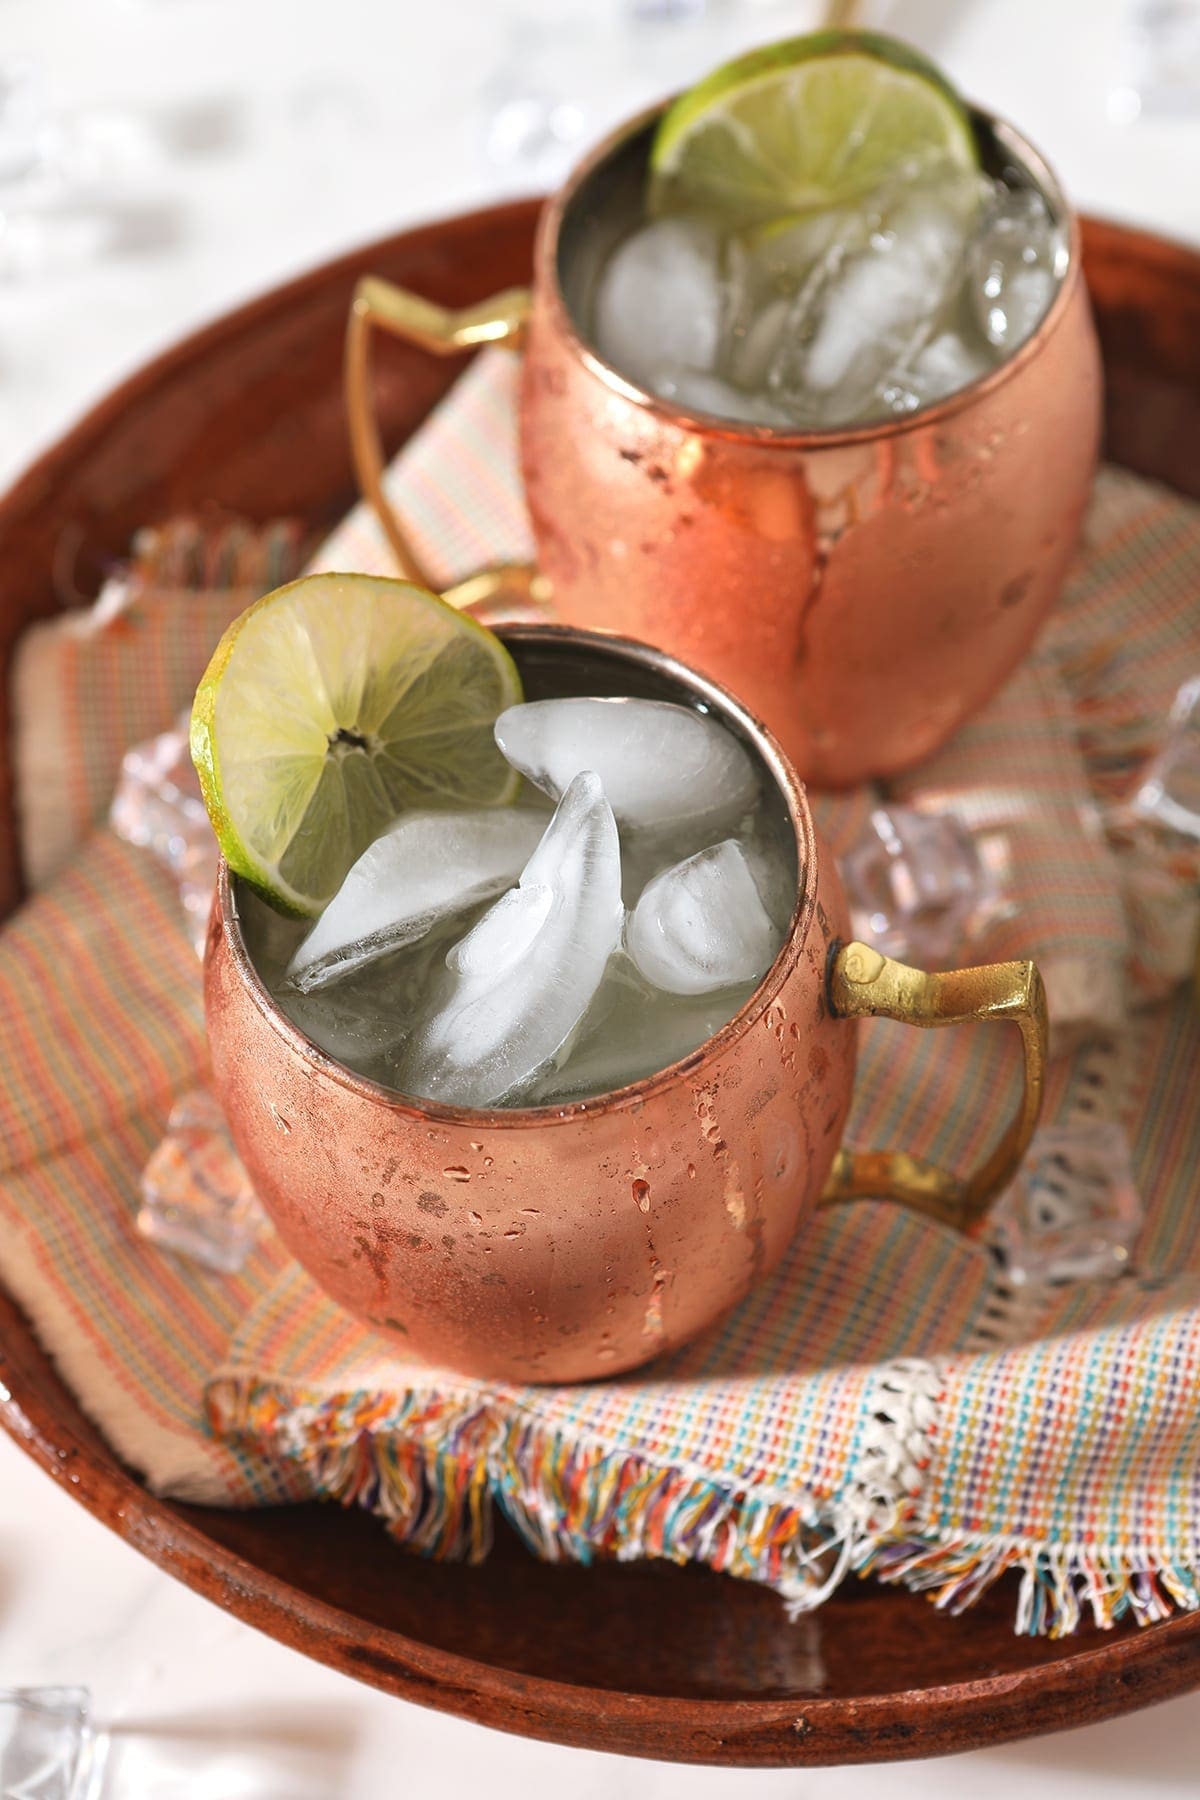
[769, 181, 980, 425]
[592, 216, 725, 392]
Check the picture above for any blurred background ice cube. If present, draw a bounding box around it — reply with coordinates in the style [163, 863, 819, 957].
[592, 216, 725, 391]
[495, 697, 759, 835]
[967, 187, 1065, 351]
[768, 181, 981, 424]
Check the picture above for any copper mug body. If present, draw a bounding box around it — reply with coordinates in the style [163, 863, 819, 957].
[347, 104, 1103, 788]
[205, 628, 1047, 1384]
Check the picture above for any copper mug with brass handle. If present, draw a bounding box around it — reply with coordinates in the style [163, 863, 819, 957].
[206, 627, 1047, 1384]
[344, 97, 1101, 789]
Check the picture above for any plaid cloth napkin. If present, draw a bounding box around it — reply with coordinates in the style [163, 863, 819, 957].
[3, 351, 1200, 1638]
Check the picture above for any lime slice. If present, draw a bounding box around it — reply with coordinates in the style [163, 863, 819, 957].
[190, 573, 523, 917]
[649, 31, 978, 226]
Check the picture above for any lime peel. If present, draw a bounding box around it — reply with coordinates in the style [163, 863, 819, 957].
[190, 573, 523, 918]
[649, 31, 978, 226]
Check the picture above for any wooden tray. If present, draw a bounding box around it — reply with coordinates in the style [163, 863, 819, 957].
[2, 202, 1200, 1768]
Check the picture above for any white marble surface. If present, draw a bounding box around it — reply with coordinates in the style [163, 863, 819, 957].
[2, 0, 1200, 1792]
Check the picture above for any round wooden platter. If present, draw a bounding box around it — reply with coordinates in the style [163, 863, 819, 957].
[2, 203, 1200, 1767]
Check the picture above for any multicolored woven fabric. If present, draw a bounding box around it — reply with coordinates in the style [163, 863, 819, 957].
[2, 351, 1199, 1637]
[13, 517, 309, 889]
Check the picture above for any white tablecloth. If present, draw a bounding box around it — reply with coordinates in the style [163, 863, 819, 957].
[2, 0, 1199, 1792]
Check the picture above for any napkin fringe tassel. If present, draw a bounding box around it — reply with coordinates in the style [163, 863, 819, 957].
[856, 1534, 1200, 1638]
[207, 1370, 1200, 1637]
[208, 1375, 874, 1602]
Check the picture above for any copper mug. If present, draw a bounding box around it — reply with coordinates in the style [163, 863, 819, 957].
[205, 626, 1047, 1384]
[345, 100, 1102, 789]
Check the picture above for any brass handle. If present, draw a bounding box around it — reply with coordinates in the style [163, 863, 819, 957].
[344, 274, 545, 618]
[820, 941, 1048, 1234]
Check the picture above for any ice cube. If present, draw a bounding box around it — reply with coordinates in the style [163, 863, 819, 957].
[528, 955, 756, 1103]
[1132, 674, 1200, 839]
[770, 180, 981, 424]
[0, 1687, 102, 1800]
[627, 838, 782, 996]
[879, 330, 992, 415]
[285, 806, 546, 992]
[992, 1121, 1142, 1286]
[109, 717, 217, 957]
[399, 771, 623, 1106]
[742, 206, 873, 296]
[909, 330, 990, 397]
[740, 814, 801, 935]
[726, 295, 791, 392]
[138, 1090, 265, 1273]
[722, 208, 875, 408]
[967, 186, 1063, 351]
[593, 217, 724, 392]
[651, 364, 794, 427]
[840, 805, 995, 965]
[495, 697, 758, 837]
[445, 881, 554, 978]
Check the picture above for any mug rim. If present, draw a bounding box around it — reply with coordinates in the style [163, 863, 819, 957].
[215, 623, 823, 1131]
[534, 95, 1082, 448]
